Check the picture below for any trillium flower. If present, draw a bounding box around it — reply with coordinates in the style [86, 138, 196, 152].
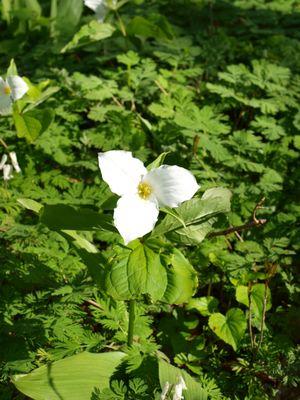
[98, 150, 199, 244]
[0, 75, 28, 115]
[173, 376, 187, 400]
[84, 0, 117, 21]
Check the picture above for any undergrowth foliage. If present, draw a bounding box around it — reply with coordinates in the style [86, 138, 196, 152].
[0, 0, 299, 399]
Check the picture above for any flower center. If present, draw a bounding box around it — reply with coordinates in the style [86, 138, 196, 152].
[138, 181, 152, 200]
[4, 85, 11, 95]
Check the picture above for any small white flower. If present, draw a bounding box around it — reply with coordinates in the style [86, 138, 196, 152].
[160, 381, 170, 400]
[173, 376, 187, 400]
[0, 75, 28, 115]
[0, 154, 8, 170]
[3, 164, 13, 180]
[9, 151, 21, 173]
[84, 0, 117, 21]
[98, 150, 199, 244]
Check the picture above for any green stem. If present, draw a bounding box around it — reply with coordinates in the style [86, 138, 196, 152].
[127, 299, 136, 347]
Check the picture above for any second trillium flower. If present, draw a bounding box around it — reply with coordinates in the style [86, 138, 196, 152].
[98, 150, 199, 244]
[0, 75, 28, 115]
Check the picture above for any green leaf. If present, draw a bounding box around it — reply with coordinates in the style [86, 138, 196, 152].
[6, 58, 18, 75]
[40, 204, 114, 232]
[186, 296, 219, 317]
[236, 284, 271, 320]
[163, 248, 198, 304]
[61, 21, 115, 53]
[208, 308, 246, 350]
[12, 351, 125, 400]
[17, 198, 43, 213]
[159, 360, 208, 400]
[55, 0, 83, 40]
[13, 111, 42, 143]
[152, 187, 231, 243]
[106, 242, 168, 301]
[146, 152, 170, 171]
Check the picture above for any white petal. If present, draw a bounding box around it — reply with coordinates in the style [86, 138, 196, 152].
[173, 376, 187, 400]
[114, 194, 159, 244]
[3, 164, 13, 180]
[84, 0, 104, 11]
[160, 382, 170, 400]
[0, 154, 8, 170]
[98, 150, 147, 196]
[6, 76, 28, 100]
[0, 78, 12, 115]
[9, 152, 21, 173]
[144, 165, 199, 208]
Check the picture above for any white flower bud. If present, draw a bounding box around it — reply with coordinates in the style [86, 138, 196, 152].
[172, 376, 187, 400]
[160, 381, 170, 400]
[0, 154, 8, 170]
[9, 151, 21, 173]
[3, 164, 13, 180]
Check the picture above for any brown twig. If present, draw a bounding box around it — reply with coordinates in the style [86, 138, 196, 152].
[209, 198, 267, 238]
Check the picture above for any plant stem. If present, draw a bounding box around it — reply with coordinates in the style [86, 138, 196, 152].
[248, 281, 254, 349]
[127, 299, 136, 347]
[258, 280, 269, 350]
[0, 138, 8, 149]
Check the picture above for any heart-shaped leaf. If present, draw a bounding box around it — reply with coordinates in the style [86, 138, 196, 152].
[208, 308, 246, 350]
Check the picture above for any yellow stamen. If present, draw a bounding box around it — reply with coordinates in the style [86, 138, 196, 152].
[138, 181, 152, 200]
[4, 85, 11, 95]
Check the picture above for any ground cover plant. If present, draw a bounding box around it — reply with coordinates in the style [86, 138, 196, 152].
[0, 0, 299, 399]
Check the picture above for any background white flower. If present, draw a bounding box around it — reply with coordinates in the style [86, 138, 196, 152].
[84, 0, 117, 21]
[3, 164, 13, 181]
[98, 150, 199, 244]
[0, 75, 28, 115]
[173, 376, 187, 400]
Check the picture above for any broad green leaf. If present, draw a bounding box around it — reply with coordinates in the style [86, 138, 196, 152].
[55, 0, 83, 40]
[152, 187, 231, 243]
[105, 243, 168, 301]
[159, 360, 208, 400]
[163, 248, 198, 304]
[208, 308, 246, 350]
[13, 111, 42, 142]
[127, 16, 173, 39]
[12, 351, 125, 400]
[187, 296, 219, 316]
[127, 243, 168, 301]
[61, 21, 115, 53]
[236, 284, 271, 320]
[40, 204, 114, 232]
